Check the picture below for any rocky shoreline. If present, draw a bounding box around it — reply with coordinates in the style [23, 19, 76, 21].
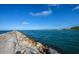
[0, 31, 58, 54]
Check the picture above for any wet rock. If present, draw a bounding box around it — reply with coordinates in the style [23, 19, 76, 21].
[16, 51, 21, 54]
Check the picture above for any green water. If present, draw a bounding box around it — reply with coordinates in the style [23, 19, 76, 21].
[0, 30, 79, 54]
[21, 30, 79, 54]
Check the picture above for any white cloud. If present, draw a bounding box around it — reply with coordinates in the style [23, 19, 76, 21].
[22, 21, 29, 25]
[72, 5, 79, 11]
[29, 10, 52, 16]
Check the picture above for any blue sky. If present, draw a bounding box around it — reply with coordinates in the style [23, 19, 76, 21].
[0, 4, 79, 30]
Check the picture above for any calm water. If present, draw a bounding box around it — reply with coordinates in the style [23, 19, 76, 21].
[0, 30, 79, 54]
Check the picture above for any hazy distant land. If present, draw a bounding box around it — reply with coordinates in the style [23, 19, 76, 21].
[63, 26, 79, 30]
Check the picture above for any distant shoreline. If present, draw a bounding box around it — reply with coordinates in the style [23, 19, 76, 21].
[63, 26, 79, 30]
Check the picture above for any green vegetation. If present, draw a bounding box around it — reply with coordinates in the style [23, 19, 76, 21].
[63, 26, 79, 30]
[70, 26, 79, 30]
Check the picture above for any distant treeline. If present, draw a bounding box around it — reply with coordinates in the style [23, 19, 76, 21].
[63, 26, 79, 30]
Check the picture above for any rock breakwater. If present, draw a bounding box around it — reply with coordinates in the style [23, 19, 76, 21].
[0, 31, 58, 54]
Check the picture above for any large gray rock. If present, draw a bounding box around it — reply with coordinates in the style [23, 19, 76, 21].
[0, 31, 58, 54]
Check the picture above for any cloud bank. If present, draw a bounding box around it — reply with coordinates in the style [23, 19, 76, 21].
[29, 10, 52, 16]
